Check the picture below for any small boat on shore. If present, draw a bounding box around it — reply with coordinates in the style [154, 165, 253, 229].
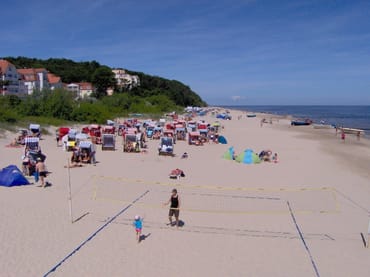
[313, 124, 334, 129]
[338, 127, 365, 135]
[246, 114, 256, 118]
[291, 119, 313, 126]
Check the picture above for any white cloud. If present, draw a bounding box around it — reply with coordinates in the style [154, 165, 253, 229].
[231, 95, 246, 101]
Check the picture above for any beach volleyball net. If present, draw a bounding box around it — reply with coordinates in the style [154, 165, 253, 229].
[90, 175, 339, 216]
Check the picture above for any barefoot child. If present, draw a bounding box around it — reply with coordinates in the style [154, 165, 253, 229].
[133, 215, 143, 243]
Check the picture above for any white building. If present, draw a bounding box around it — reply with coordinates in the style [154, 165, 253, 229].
[0, 59, 27, 96]
[17, 68, 50, 95]
[66, 82, 94, 98]
[66, 83, 79, 94]
[112, 69, 140, 90]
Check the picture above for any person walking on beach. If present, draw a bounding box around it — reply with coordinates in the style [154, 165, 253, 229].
[164, 188, 181, 227]
[341, 130, 346, 142]
[35, 158, 48, 187]
[90, 142, 96, 165]
[133, 215, 143, 243]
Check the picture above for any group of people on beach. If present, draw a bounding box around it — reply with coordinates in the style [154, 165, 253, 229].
[71, 147, 96, 167]
[21, 145, 50, 187]
[67, 146, 96, 167]
[259, 150, 278, 163]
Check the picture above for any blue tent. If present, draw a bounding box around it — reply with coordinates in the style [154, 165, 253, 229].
[218, 136, 227, 144]
[235, 149, 261, 164]
[216, 113, 226, 119]
[0, 165, 30, 187]
[216, 113, 232, 120]
[222, 146, 235, 160]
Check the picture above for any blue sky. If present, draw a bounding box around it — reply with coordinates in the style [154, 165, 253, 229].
[2, 0, 370, 105]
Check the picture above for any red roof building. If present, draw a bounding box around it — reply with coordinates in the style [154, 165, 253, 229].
[47, 73, 62, 90]
[0, 59, 27, 96]
[17, 68, 50, 94]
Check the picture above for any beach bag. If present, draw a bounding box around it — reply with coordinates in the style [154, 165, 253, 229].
[33, 171, 39, 183]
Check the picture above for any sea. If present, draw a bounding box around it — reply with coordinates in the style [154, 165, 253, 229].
[222, 105, 370, 136]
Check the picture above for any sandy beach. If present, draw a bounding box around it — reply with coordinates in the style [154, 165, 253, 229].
[1, 109, 370, 277]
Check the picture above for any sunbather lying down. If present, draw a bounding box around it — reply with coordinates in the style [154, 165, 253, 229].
[64, 163, 83, 168]
[169, 168, 185, 179]
[6, 138, 22, 148]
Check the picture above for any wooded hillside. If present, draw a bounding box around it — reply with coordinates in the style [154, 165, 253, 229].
[4, 56, 206, 107]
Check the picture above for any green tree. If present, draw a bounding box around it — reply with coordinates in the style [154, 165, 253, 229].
[42, 89, 75, 120]
[71, 102, 111, 123]
[3, 56, 207, 107]
[91, 66, 116, 99]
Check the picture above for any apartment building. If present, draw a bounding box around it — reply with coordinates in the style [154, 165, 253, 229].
[0, 59, 27, 96]
[18, 68, 50, 95]
[112, 69, 140, 90]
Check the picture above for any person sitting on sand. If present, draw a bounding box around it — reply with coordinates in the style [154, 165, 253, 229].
[259, 150, 272, 162]
[68, 149, 82, 167]
[181, 152, 188, 159]
[264, 150, 272, 162]
[169, 169, 185, 179]
[126, 141, 133, 152]
[153, 131, 160, 139]
[272, 153, 278, 163]
[10, 137, 19, 147]
[80, 149, 90, 163]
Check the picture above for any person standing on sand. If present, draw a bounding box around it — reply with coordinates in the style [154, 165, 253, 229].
[35, 158, 48, 187]
[341, 130, 346, 142]
[133, 215, 143, 243]
[90, 142, 96, 165]
[164, 189, 181, 227]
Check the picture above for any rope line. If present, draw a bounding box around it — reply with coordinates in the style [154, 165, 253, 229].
[334, 189, 370, 215]
[93, 175, 334, 193]
[43, 190, 149, 277]
[287, 201, 321, 277]
[93, 196, 338, 215]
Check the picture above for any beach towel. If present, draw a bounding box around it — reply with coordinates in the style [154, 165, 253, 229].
[5, 144, 23, 148]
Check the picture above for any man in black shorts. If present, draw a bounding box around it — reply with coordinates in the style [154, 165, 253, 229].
[35, 158, 48, 187]
[164, 188, 181, 227]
